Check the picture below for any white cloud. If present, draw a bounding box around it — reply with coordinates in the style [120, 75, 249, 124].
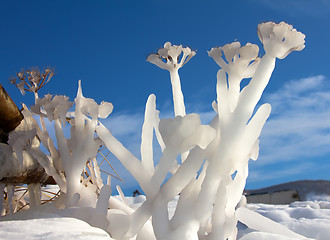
[265, 75, 329, 114]
[259, 75, 330, 165]
[102, 113, 144, 138]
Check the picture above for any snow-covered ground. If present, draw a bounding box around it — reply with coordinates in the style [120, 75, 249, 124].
[0, 217, 111, 240]
[238, 198, 330, 240]
[0, 194, 329, 240]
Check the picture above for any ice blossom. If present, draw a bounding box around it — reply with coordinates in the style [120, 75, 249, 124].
[7, 128, 37, 165]
[31, 94, 73, 125]
[10, 67, 54, 100]
[258, 21, 305, 59]
[147, 42, 196, 71]
[80, 98, 113, 120]
[208, 42, 260, 79]
[159, 114, 216, 152]
[208, 42, 261, 112]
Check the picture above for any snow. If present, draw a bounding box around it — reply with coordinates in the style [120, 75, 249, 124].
[1, 195, 330, 240]
[236, 207, 307, 239]
[237, 196, 330, 240]
[0, 217, 111, 240]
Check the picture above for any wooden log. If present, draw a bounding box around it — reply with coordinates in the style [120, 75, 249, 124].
[0, 83, 23, 143]
[0, 84, 57, 185]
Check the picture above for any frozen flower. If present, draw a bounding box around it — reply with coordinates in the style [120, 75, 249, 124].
[222, 42, 241, 64]
[147, 42, 194, 116]
[52, 95, 74, 122]
[75, 80, 113, 120]
[147, 42, 196, 71]
[208, 42, 260, 79]
[30, 94, 53, 116]
[17, 82, 26, 95]
[8, 128, 37, 166]
[258, 21, 305, 59]
[98, 102, 113, 118]
[8, 129, 37, 150]
[159, 113, 216, 152]
[80, 98, 113, 120]
[31, 94, 73, 124]
[10, 67, 55, 95]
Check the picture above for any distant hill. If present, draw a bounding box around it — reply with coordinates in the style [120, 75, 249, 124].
[245, 180, 330, 201]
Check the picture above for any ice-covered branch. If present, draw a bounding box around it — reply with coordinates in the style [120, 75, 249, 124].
[97, 122, 150, 192]
[10, 67, 54, 103]
[237, 22, 304, 120]
[147, 42, 196, 72]
[147, 42, 196, 117]
[209, 42, 260, 112]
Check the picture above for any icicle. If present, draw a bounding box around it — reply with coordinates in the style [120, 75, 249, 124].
[28, 183, 38, 209]
[0, 183, 4, 216]
[6, 185, 14, 214]
[141, 94, 157, 175]
[116, 185, 129, 207]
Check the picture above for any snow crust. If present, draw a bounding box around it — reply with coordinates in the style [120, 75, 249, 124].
[0, 217, 111, 240]
[1, 196, 330, 240]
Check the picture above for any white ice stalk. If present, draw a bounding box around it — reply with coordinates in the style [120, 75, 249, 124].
[97, 122, 152, 194]
[141, 94, 157, 175]
[28, 148, 67, 192]
[170, 70, 186, 116]
[27, 183, 41, 208]
[209, 42, 260, 112]
[147, 42, 196, 117]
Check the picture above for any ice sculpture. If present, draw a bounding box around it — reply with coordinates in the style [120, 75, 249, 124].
[1, 21, 306, 240]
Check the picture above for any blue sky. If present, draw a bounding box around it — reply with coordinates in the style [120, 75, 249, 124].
[1, 0, 330, 194]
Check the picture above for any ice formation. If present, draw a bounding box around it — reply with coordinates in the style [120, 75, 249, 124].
[0, 21, 306, 240]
